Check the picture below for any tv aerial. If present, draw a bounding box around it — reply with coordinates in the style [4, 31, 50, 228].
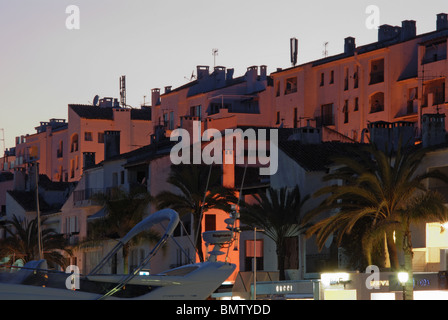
[93, 95, 99, 106]
[212, 48, 219, 67]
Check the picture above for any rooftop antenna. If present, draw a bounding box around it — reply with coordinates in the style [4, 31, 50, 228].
[93, 95, 100, 106]
[184, 70, 196, 82]
[0, 128, 5, 157]
[212, 48, 219, 67]
[323, 42, 329, 57]
[290, 38, 298, 66]
[120, 75, 126, 108]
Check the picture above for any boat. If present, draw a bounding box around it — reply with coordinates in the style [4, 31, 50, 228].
[0, 208, 236, 300]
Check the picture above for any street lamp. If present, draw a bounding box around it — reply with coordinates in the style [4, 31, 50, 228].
[398, 271, 409, 300]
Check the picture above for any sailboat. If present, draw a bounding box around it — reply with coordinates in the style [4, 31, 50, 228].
[0, 208, 236, 300]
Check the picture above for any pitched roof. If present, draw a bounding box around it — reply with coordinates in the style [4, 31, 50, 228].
[69, 105, 151, 121]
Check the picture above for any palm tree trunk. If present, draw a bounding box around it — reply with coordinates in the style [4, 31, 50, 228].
[193, 212, 205, 263]
[386, 231, 399, 270]
[403, 228, 414, 300]
[277, 239, 286, 281]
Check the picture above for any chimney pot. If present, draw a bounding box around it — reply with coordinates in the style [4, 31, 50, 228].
[344, 37, 356, 55]
[437, 13, 448, 31]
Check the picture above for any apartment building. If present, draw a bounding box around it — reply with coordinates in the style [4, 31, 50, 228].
[152, 64, 274, 138]
[67, 98, 152, 181]
[271, 13, 448, 144]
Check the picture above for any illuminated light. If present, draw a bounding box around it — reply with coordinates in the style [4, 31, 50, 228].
[275, 285, 293, 293]
[441, 222, 448, 231]
[397, 272, 409, 285]
[414, 290, 448, 300]
[321, 273, 350, 287]
[371, 292, 395, 300]
[139, 271, 150, 276]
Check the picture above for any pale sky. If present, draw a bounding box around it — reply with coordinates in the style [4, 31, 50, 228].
[1, 0, 447, 150]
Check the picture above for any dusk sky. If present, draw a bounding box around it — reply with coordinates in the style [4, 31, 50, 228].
[1, 0, 447, 150]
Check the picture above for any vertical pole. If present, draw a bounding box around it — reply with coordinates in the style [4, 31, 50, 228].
[253, 227, 257, 300]
[35, 162, 43, 260]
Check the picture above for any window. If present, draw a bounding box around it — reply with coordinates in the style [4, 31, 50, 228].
[98, 132, 104, 143]
[276, 111, 281, 125]
[320, 73, 325, 86]
[169, 111, 174, 130]
[422, 40, 447, 64]
[354, 97, 359, 111]
[70, 134, 79, 153]
[204, 214, 216, 232]
[422, 79, 445, 107]
[343, 100, 349, 123]
[407, 87, 418, 114]
[321, 103, 334, 126]
[344, 68, 349, 90]
[284, 77, 297, 94]
[84, 132, 93, 141]
[245, 239, 263, 271]
[275, 81, 281, 97]
[369, 59, 384, 85]
[330, 70, 334, 84]
[354, 66, 359, 89]
[370, 92, 385, 113]
[70, 159, 75, 178]
[57, 141, 63, 158]
[190, 105, 202, 119]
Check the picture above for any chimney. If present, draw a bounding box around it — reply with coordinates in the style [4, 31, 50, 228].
[197, 65, 209, 80]
[83, 152, 96, 170]
[378, 24, 401, 42]
[28, 162, 39, 191]
[401, 20, 416, 41]
[164, 86, 172, 94]
[245, 66, 258, 93]
[437, 13, 448, 31]
[422, 113, 446, 147]
[260, 65, 267, 80]
[13, 167, 26, 191]
[344, 37, 356, 55]
[151, 88, 160, 106]
[104, 131, 120, 160]
[213, 66, 226, 82]
[226, 68, 234, 81]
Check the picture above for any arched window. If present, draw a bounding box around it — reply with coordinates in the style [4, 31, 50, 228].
[370, 92, 384, 113]
[71, 134, 79, 153]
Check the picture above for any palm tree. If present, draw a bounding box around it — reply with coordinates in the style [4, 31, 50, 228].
[84, 187, 157, 274]
[0, 215, 71, 269]
[305, 142, 448, 299]
[239, 186, 309, 280]
[154, 164, 237, 262]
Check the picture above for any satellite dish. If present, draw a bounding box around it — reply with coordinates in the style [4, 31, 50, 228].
[93, 95, 99, 106]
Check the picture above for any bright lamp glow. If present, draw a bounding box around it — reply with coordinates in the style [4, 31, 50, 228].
[397, 272, 409, 285]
